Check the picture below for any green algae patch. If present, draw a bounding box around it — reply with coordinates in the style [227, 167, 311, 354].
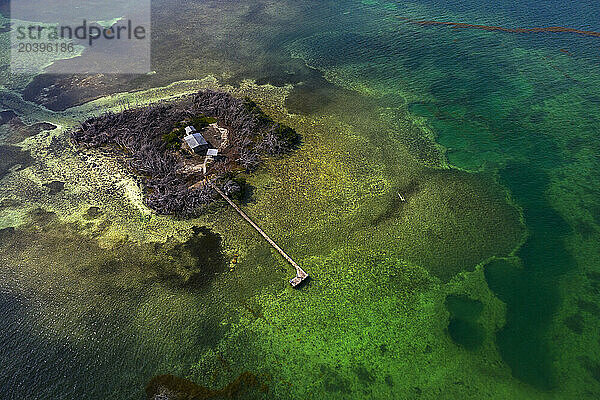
[388, 169, 524, 282]
[208, 246, 522, 399]
[212, 249, 437, 398]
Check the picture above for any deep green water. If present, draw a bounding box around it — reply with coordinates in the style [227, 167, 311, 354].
[1, 0, 600, 398]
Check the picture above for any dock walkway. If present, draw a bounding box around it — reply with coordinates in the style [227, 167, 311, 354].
[211, 184, 309, 288]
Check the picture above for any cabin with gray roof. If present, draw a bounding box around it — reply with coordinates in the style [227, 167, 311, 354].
[183, 126, 209, 155]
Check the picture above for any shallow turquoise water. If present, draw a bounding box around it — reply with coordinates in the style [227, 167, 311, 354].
[284, 0, 600, 387]
[393, 1, 599, 388]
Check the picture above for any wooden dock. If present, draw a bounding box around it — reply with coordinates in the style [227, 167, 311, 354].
[211, 184, 309, 288]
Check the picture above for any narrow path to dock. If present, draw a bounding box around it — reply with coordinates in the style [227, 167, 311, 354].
[211, 183, 309, 288]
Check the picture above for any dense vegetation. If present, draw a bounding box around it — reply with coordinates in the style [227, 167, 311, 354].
[72, 90, 300, 217]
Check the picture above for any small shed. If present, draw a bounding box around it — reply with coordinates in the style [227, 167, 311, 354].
[183, 126, 209, 154]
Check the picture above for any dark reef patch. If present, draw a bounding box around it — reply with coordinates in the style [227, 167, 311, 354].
[0, 208, 227, 291]
[574, 219, 597, 239]
[447, 317, 484, 350]
[170, 226, 227, 288]
[0, 198, 22, 209]
[353, 365, 375, 384]
[0, 144, 34, 180]
[484, 162, 576, 390]
[43, 180, 65, 195]
[22, 73, 137, 111]
[564, 314, 584, 334]
[445, 294, 484, 350]
[577, 299, 600, 317]
[384, 375, 394, 387]
[145, 373, 267, 400]
[319, 365, 352, 395]
[84, 206, 103, 219]
[0, 113, 56, 144]
[0, 110, 18, 124]
[587, 271, 600, 282]
[579, 356, 600, 383]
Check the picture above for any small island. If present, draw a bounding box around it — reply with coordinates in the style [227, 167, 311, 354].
[73, 90, 309, 288]
[72, 90, 300, 217]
